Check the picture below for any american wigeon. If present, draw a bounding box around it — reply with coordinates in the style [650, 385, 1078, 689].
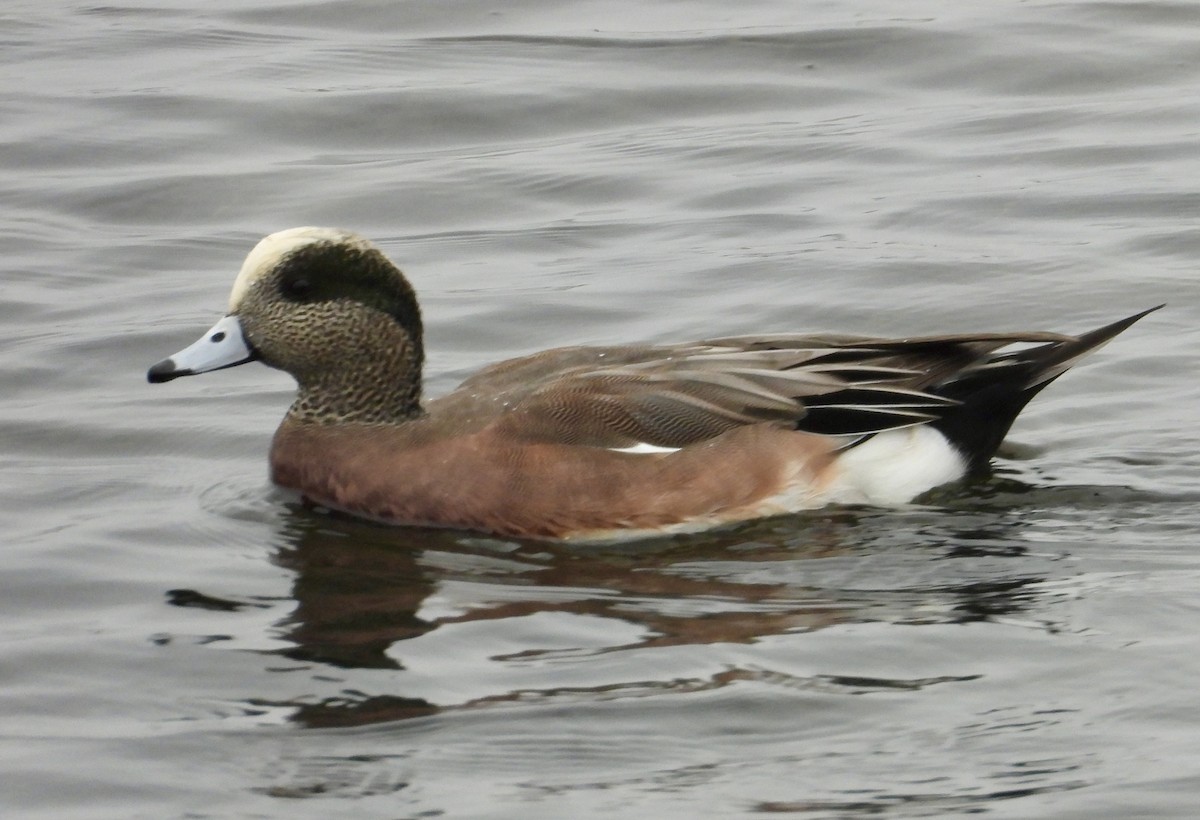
[148, 227, 1159, 540]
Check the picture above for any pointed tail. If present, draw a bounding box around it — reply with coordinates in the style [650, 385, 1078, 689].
[931, 304, 1162, 470]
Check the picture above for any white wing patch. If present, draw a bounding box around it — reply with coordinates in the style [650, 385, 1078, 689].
[608, 442, 683, 455]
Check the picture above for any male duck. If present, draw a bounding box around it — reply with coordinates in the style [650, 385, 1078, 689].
[148, 227, 1158, 540]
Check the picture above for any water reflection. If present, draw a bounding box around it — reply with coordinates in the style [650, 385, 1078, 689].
[218, 487, 1064, 728]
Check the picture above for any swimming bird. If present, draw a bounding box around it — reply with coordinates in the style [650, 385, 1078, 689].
[147, 227, 1158, 540]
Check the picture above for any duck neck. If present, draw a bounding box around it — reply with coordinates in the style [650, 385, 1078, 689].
[286, 345, 425, 426]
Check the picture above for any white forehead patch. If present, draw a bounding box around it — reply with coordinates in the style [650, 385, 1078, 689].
[227, 227, 374, 311]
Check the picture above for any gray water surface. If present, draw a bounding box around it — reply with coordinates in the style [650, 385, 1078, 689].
[4, 1, 1200, 817]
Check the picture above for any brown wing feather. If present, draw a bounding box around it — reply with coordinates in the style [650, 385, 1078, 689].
[490, 345, 955, 447]
[462, 307, 1161, 450]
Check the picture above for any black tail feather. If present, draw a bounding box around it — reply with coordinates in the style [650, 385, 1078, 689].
[930, 305, 1162, 470]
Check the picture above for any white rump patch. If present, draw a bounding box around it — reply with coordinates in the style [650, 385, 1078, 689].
[826, 426, 966, 505]
[608, 442, 682, 455]
[228, 227, 373, 311]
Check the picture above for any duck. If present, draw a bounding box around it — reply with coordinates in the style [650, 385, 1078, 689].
[147, 227, 1159, 540]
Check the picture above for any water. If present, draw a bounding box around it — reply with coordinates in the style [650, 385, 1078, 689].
[3, 0, 1200, 817]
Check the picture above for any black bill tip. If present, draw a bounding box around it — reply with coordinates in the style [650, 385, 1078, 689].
[147, 358, 190, 384]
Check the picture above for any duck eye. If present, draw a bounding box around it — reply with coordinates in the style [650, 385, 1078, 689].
[282, 277, 313, 299]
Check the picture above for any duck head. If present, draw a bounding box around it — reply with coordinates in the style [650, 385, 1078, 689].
[148, 227, 426, 424]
